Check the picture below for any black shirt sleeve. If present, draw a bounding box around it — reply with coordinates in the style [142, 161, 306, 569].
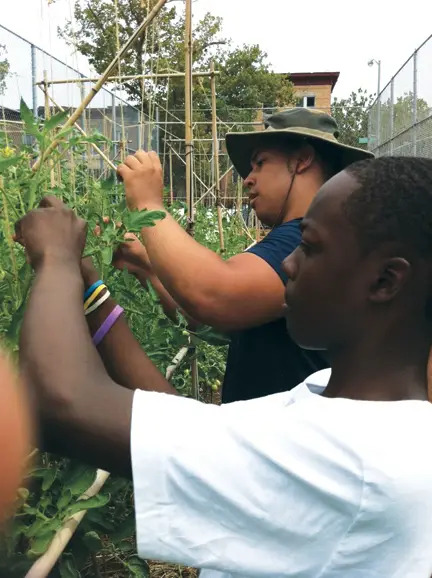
[247, 219, 302, 284]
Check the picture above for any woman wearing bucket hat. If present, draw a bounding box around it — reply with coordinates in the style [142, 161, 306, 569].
[112, 108, 373, 403]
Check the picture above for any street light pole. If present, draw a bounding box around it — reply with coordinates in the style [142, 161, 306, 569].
[368, 59, 381, 148]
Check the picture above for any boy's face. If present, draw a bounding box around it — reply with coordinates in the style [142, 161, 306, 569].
[282, 170, 374, 351]
[243, 147, 295, 226]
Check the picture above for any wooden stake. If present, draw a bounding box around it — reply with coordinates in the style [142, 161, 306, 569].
[169, 147, 174, 205]
[43, 71, 56, 188]
[40, 88, 117, 171]
[32, 0, 168, 172]
[25, 470, 111, 578]
[210, 61, 224, 252]
[184, 0, 193, 231]
[36, 71, 219, 86]
[24, 347, 185, 578]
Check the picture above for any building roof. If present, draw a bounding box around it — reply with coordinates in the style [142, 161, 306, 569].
[0, 106, 22, 121]
[288, 72, 340, 92]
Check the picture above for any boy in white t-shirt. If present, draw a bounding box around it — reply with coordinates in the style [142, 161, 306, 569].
[17, 157, 432, 577]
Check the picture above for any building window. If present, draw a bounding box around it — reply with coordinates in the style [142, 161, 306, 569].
[296, 95, 316, 108]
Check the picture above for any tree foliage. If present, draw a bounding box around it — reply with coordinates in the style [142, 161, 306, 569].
[331, 88, 374, 149]
[0, 44, 10, 96]
[59, 0, 295, 194]
[59, 0, 294, 115]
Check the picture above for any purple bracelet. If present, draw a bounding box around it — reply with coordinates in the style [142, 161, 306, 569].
[92, 305, 124, 347]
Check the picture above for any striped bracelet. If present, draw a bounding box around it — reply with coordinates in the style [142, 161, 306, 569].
[85, 290, 111, 316]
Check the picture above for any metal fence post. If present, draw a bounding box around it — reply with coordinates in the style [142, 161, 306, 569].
[112, 91, 118, 159]
[413, 50, 418, 156]
[390, 78, 394, 155]
[137, 109, 142, 150]
[155, 105, 160, 155]
[30, 44, 38, 118]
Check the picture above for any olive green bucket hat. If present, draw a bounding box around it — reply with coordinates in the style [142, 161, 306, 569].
[225, 108, 374, 179]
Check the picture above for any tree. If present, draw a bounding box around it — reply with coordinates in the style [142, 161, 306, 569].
[59, 1, 294, 115]
[59, 0, 295, 192]
[0, 45, 10, 96]
[331, 88, 374, 149]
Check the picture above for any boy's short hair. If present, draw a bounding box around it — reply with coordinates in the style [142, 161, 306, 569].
[344, 157, 432, 258]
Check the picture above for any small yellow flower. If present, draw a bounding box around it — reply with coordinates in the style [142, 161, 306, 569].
[1, 146, 15, 158]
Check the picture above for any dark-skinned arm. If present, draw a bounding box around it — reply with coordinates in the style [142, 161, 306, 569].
[18, 201, 176, 476]
[82, 258, 178, 394]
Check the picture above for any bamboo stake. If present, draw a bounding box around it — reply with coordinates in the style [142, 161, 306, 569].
[210, 61, 224, 252]
[184, 0, 193, 230]
[43, 71, 56, 189]
[169, 147, 174, 205]
[166, 346, 189, 380]
[184, 0, 199, 399]
[36, 71, 219, 86]
[0, 176, 18, 283]
[40, 89, 117, 171]
[24, 341, 187, 578]
[25, 470, 111, 578]
[193, 165, 233, 206]
[32, 0, 168, 172]
[167, 143, 211, 194]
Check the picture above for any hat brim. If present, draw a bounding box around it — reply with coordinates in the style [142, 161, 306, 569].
[225, 127, 374, 179]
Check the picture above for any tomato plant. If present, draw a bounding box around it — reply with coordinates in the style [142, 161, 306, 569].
[0, 103, 249, 576]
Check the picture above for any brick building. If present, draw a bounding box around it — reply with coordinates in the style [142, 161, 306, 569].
[289, 71, 340, 114]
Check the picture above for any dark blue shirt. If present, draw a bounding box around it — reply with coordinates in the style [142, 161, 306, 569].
[222, 219, 328, 403]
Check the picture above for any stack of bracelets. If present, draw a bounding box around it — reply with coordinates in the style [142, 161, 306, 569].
[83, 280, 124, 347]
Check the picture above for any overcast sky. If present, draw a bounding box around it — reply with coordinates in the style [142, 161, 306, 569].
[1, 0, 432, 109]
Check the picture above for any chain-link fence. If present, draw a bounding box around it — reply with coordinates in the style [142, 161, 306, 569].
[0, 23, 155, 175]
[368, 34, 432, 157]
[0, 23, 272, 218]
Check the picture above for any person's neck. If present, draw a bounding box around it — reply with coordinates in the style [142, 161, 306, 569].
[282, 178, 323, 223]
[323, 326, 430, 402]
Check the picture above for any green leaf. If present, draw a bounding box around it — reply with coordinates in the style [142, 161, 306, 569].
[28, 529, 56, 556]
[58, 553, 80, 578]
[127, 556, 150, 578]
[57, 489, 72, 511]
[85, 508, 115, 532]
[125, 209, 166, 233]
[0, 155, 21, 173]
[27, 176, 40, 211]
[42, 467, 57, 491]
[67, 493, 110, 516]
[20, 99, 40, 140]
[101, 245, 113, 266]
[82, 530, 102, 552]
[65, 465, 96, 497]
[5, 298, 27, 346]
[44, 110, 69, 133]
[111, 514, 136, 544]
[118, 540, 134, 553]
[26, 518, 47, 539]
[100, 175, 116, 191]
[189, 325, 231, 346]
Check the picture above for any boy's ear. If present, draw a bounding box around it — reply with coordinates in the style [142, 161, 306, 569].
[369, 257, 411, 303]
[295, 145, 315, 175]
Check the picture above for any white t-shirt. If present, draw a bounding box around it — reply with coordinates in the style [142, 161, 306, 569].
[131, 369, 432, 577]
